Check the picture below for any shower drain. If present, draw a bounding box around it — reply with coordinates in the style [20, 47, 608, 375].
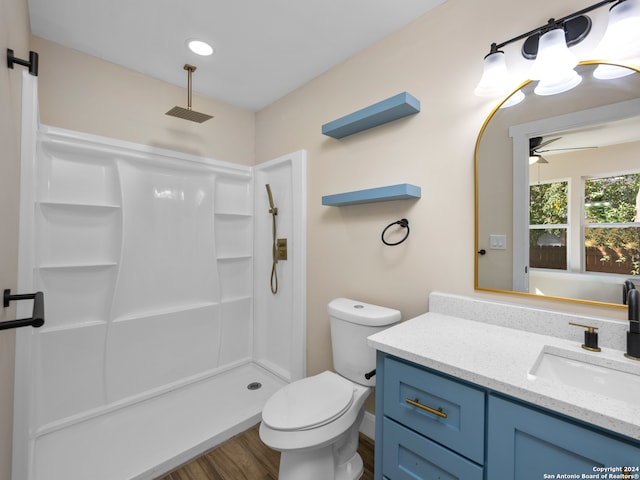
[247, 382, 262, 390]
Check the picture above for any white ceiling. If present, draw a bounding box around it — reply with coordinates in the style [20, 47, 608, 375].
[538, 116, 640, 156]
[28, 0, 445, 111]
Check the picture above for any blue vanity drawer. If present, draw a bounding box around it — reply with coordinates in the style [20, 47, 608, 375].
[382, 417, 484, 480]
[382, 356, 485, 464]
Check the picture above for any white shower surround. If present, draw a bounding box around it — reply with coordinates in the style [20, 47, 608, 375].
[13, 73, 307, 480]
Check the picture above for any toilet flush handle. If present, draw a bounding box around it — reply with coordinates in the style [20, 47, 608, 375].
[364, 369, 376, 380]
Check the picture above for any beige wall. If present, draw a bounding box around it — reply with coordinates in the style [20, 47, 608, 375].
[1, 0, 633, 473]
[0, 0, 30, 477]
[255, 0, 628, 381]
[30, 36, 256, 166]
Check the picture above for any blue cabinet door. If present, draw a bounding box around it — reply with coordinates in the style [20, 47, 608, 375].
[487, 395, 640, 480]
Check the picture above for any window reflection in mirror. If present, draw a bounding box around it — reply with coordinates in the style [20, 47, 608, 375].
[475, 62, 640, 307]
[528, 175, 640, 275]
[529, 181, 568, 271]
[584, 173, 640, 275]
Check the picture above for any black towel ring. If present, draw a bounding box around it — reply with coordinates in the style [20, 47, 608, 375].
[381, 218, 410, 246]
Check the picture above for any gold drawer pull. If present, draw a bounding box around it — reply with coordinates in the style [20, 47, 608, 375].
[405, 398, 448, 419]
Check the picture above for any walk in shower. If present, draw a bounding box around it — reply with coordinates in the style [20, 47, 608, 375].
[12, 73, 306, 480]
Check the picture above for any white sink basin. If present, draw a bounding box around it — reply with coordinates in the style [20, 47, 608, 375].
[528, 346, 640, 403]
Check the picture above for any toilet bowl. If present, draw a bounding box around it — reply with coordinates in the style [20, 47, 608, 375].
[259, 371, 371, 480]
[259, 298, 401, 480]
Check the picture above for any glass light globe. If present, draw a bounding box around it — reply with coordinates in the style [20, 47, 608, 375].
[595, 0, 640, 60]
[593, 0, 640, 79]
[534, 68, 582, 96]
[529, 28, 578, 81]
[474, 51, 513, 97]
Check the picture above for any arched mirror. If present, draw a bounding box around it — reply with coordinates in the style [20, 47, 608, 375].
[475, 61, 640, 308]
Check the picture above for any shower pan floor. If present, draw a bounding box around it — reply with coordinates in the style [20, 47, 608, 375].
[31, 362, 286, 480]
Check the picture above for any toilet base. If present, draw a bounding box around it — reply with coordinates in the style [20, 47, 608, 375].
[278, 448, 364, 480]
[336, 452, 364, 480]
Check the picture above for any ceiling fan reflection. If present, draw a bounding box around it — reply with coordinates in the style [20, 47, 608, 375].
[529, 136, 598, 164]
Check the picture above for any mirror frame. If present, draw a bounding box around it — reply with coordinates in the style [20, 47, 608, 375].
[474, 60, 640, 309]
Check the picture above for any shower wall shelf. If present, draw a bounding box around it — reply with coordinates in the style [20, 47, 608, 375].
[112, 302, 221, 324]
[322, 183, 421, 206]
[39, 201, 121, 208]
[214, 212, 252, 217]
[39, 263, 118, 269]
[321, 92, 420, 139]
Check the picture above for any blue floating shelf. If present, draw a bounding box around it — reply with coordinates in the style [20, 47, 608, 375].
[321, 92, 420, 139]
[322, 183, 421, 207]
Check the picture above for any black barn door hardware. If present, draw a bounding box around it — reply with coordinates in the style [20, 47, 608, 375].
[7, 48, 39, 76]
[1, 289, 45, 330]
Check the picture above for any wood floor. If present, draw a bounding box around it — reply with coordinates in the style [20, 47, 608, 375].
[158, 424, 375, 480]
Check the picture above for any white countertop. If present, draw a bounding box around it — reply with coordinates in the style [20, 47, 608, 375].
[368, 312, 640, 441]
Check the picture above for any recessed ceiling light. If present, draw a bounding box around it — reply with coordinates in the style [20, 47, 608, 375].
[187, 40, 214, 56]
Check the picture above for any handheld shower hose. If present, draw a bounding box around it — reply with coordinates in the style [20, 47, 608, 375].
[265, 184, 278, 294]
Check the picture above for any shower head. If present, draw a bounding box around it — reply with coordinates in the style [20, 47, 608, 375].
[165, 106, 212, 123]
[165, 64, 213, 123]
[265, 184, 277, 214]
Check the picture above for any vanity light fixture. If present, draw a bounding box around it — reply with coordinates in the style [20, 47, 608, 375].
[474, 0, 640, 102]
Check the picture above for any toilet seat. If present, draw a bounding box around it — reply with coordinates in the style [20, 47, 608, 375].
[262, 371, 354, 431]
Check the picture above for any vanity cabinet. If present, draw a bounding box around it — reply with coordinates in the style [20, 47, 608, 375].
[375, 352, 640, 480]
[487, 396, 640, 479]
[377, 355, 485, 479]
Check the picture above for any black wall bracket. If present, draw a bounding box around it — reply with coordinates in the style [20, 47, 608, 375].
[7, 48, 39, 76]
[1, 289, 45, 330]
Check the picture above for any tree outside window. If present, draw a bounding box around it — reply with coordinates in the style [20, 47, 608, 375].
[584, 173, 640, 275]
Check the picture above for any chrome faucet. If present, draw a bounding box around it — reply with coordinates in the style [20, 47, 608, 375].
[625, 288, 640, 361]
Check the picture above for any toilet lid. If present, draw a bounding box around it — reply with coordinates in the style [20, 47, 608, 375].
[262, 371, 354, 431]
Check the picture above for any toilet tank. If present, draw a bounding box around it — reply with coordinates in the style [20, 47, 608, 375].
[328, 298, 401, 387]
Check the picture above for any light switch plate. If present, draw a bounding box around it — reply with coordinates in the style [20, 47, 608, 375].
[490, 234, 507, 250]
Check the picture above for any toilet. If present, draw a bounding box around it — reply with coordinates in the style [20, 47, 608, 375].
[259, 298, 401, 480]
